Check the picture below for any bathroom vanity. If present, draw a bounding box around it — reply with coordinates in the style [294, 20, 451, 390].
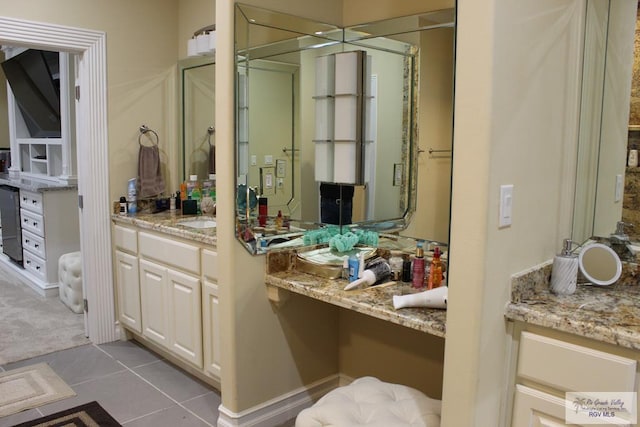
[111, 212, 221, 387]
[504, 261, 640, 426]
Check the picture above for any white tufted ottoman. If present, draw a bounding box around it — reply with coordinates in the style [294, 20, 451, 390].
[296, 376, 441, 427]
[58, 251, 83, 314]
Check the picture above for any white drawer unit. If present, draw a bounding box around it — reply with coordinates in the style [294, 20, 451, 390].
[113, 224, 138, 254]
[16, 189, 80, 292]
[22, 229, 46, 259]
[19, 190, 43, 215]
[23, 250, 47, 282]
[20, 208, 44, 235]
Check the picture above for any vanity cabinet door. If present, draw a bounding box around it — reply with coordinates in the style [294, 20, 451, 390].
[167, 269, 203, 369]
[202, 279, 221, 379]
[115, 250, 141, 334]
[139, 259, 170, 349]
[512, 385, 571, 426]
[201, 248, 220, 379]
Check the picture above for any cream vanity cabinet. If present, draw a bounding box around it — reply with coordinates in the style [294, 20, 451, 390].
[112, 223, 220, 383]
[508, 326, 638, 426]
[20, 189, 79, 290]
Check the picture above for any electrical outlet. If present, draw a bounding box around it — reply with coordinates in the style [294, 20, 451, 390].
[251, 155, 257, 166]
[277, 178, 284, 188]
[276, 159, 286, 177]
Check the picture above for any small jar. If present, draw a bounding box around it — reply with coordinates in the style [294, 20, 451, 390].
[389, 252, 404, 281]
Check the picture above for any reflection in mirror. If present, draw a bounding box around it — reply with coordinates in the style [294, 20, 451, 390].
[573, 0, 638, 244]
[180, 57, 215, 182]
[234, 3, 455, 254]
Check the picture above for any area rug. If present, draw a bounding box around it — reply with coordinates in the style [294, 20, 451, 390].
[0, 363, 76, 417]
[11, 401, 121, 427]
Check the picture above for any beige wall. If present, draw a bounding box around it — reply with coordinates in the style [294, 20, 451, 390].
[0, 0, 180, 200]
[442, 1, 585, 425]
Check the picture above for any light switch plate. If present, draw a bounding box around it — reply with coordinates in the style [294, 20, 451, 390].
[499, 184, 513, 228]
[264, 154, 273, 165]
[251, 155, 257, 166]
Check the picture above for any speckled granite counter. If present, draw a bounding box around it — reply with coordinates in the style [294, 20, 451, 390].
[111, 211, 217, 246]
[505, 260, 640, 350]
[264, 251, 446, 337]
[0, 174, 77, 192]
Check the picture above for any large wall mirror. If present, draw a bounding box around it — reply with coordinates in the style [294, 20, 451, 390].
[234, 3, 455, 254]
[572, 0, 638, 247]
[180, 56, 215, 182]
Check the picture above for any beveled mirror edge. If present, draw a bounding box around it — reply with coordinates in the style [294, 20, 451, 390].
[233, 3, 453, 255]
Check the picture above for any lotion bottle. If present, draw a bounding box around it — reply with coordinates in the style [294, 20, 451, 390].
[550, 238, 578, 295]
[412, 241, 426, 289]
[428, 247, 443, 289]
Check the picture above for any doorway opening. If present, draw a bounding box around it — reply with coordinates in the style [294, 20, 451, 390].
[0, 17, 116, 344]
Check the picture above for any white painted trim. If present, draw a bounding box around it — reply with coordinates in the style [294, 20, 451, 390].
[217, 374, 341, 427]
[0, 17, 117, 344]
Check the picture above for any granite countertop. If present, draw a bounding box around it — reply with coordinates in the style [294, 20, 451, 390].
[265, 266, 447, 337]
[0, 174, 77, 192]
[111, 211, 217, 246]
[505, 261, 640, 351]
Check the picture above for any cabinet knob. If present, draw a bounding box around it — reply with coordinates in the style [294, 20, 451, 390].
[25, 239, 29, 244]
[35, 266, 40, 270]
[26, 260, 31, 264]
[34, 244, 39, 248]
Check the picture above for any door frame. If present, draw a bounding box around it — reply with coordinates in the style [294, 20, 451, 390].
[0, 17, 116, 343]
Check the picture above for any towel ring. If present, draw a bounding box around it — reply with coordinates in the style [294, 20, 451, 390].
[207, 126, 215, 147]
[138, 124, 159, 147]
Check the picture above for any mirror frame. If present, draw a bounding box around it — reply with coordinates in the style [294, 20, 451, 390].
[234, 3, 455, 254]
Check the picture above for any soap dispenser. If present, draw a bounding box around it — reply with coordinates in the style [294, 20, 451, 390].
[550, 238, 578, 295]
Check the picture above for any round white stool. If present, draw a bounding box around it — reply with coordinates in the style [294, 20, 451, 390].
[296, 376, 441, 427]
[58, 251, 83, 314]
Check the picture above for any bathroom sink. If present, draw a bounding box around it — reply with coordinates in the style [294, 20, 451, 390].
[179, 218, 217, 229]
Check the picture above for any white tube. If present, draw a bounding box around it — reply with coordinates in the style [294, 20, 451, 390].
[393, 286, 448, 309]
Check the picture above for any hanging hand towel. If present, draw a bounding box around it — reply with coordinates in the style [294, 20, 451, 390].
[137, 145, 165, 198]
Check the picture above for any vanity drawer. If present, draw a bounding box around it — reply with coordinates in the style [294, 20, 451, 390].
[201, 249, 218, 281]
[20, 208, 44, 236]
[19, 190, 43, 215]
[138, 231, 199, 275]
[113, 225, 138, 254]
[23, 251, 47, 282]
[22, 229, 46, 259]
[517, 331, 636, 392]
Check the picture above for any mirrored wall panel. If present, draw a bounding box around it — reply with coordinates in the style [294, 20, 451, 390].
[235, 3, 455, 254]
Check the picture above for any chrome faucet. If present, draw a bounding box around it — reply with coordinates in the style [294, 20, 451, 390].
[610, 221, 633, 245]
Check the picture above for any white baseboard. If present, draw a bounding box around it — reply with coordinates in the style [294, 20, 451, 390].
[217, 374, 343, 427]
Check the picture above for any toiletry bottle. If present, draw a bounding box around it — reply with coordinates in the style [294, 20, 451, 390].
[412, 241, 426, 289]
[428, 247, 443, 289]
[629, 149, 638, 167]
[180, 182, 187, 201]
[550, 238, 578, 295]
[187, 175, 199, 199]
[389, 252, 404, 281]
[402, 258, 412, 283]
[119, 196, 127, 216]
[275, 210, 283, 229]
[342, 256, 349, 280]
[344, 258, 391, 290]
[258, 197, 268, 227]
[348, 254, 359, 282]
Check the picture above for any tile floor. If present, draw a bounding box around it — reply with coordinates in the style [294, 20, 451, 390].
[0, 340, 221, 427]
